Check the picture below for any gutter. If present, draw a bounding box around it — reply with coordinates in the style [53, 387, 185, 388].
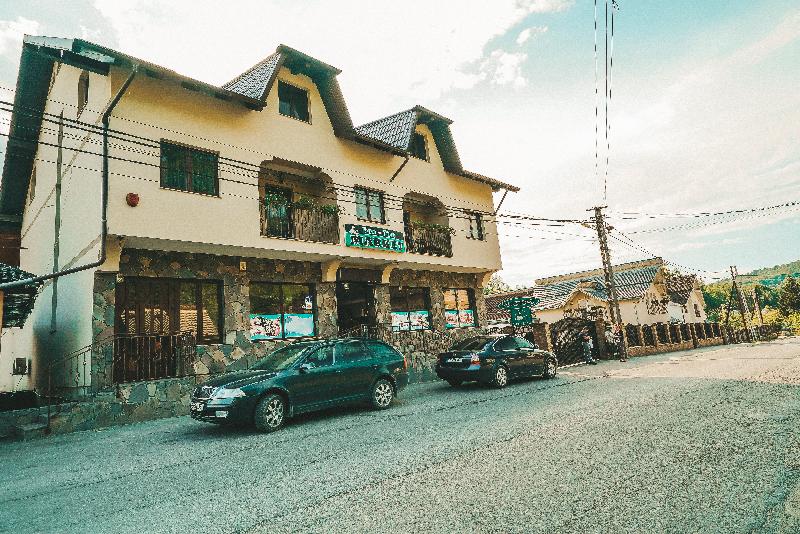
[0, 66, 138, 291]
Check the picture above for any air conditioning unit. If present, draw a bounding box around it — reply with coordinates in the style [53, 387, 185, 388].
[12, 358, 28, 376]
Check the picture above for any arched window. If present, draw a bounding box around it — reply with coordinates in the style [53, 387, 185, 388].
[77, 71, 89, 116]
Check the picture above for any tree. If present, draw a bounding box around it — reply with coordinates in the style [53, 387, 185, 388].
[777, 276, 800, 315]
[484, 274, 512, 295]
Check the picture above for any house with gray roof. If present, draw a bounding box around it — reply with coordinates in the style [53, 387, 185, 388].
[486, 258, 707, 326]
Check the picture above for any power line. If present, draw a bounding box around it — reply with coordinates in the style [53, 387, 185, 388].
[607, 200, 800, 220]
[620, 203, 800, 234]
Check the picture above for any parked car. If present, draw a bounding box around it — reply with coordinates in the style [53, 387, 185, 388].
[435, 335, 557, 388]
[190, 338, 408, 432]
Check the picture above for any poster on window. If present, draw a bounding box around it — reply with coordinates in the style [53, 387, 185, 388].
[250, 314, 283, 340]
[408, 310, 430, 331]
[444, 310, 460, 328]
[458, 309, 476, 327]
[283, 313, 315, 337]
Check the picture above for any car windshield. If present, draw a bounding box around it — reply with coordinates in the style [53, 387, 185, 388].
[449, 337, 495, 351]
[250, 344, 312, 371]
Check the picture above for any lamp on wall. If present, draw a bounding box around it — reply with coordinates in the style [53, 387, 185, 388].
[125, 193, 140, 207]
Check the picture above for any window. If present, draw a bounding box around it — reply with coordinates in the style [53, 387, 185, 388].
[409, 132, 428, 160]
[77, 71, 89, 116]
[278, 81, 310, 122]
[116, 278, 222, 344]
[494, 337, 518, 351]
[160, 141, 219, 196]
[305, 345, 334, 368]
[443, 288, 477, 328]
[354, 187, 385, 223]
[466, 212, 485, 240]
[335, 340, 367, 363]
[250, 283, 315, 340]
[694, 303, 701, 318]
[363, 340, 402, 360]
[390, 286, 431, 331]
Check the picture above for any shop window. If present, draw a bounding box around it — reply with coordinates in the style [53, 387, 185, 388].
[160, 141, 219, 196]
[466, 212, 484, 240]
[77, 71, 89, 116]
[250, 282, 315, 340]
[278, 81, 310, 122]
[116, 278, 222, 344]
[354, 187, 385, 223]
[390, 286, 431, 331]
[409, 132, 428, 160]
[443, 288, 477, 328]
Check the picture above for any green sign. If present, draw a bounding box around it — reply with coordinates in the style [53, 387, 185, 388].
[498, 296, 540, 326]
[344, 224, 406, 253]
[509, 307, 534, 327]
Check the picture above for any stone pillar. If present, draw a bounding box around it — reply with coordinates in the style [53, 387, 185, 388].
[316, 282, 338, 338]
[653, 325, 660, 349]
[429, 285, 446, 331]
[594, 318, 608, 359]
[473, 287, 488, 328]
[637, 325, 644, 347]
[374, 284, 392, 330]
[529, 323, 550, 351]
[690, 322, 699, 348]
[91, 272, 117, 391]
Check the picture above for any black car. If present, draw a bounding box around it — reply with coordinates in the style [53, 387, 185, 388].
[435, 335, 557, 388]
[190, 338, 409, 432]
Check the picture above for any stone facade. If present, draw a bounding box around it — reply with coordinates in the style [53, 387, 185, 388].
[88, 249, 489, 387]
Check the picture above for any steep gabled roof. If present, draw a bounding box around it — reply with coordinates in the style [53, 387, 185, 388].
[1, 37, 517, 218]
[355, 106, 518, 192]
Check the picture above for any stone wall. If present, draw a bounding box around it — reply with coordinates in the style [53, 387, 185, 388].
[0, 375, 201, 440]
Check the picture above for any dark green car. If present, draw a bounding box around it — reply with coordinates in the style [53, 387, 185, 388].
[190, 338, 409, 432]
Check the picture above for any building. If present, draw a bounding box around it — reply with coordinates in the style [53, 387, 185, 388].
[0, 37, 518, 394]
[486, 258, 707, 326]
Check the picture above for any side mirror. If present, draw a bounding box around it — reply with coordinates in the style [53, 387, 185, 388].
[299, 362, 313, 373]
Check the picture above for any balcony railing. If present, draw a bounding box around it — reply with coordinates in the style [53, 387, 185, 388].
[261, 203, 340, 244]
[405, 223, 453, 257]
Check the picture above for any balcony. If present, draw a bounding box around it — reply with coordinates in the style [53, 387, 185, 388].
[261, 202, 340, 244]
[405, 221, 453, 257]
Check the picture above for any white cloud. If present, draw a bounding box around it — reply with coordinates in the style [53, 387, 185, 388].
[516, 25, 548, 45]
[480, 50, 528, 87]
[92, 0, 568, 121]
[0, 16, 39, 58]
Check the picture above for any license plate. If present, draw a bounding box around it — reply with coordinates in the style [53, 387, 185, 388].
[447, 358, 463, 363]
[191, 401, 204, 412]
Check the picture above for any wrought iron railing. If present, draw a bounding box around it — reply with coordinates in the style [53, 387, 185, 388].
[404, 224, 453, 257]
[261, 202, 340, 244]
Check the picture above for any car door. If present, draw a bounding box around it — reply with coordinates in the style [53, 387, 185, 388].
[515, 336, 545, 375]
[286, 345, 340, 410]
[493, 336, 524, 377]
[333, 340, 374, 400]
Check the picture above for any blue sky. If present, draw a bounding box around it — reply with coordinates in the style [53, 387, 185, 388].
[0, 1, 798, 285]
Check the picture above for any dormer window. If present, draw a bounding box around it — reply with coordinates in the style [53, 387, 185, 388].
[278, 81, 310, 122]
[409, 132, 428, 160]
[77, 71, 89, 116]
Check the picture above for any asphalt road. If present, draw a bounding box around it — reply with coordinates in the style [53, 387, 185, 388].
[1, 338, 799, 533]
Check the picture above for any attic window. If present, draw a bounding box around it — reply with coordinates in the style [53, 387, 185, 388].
[77, 71, 89, 116]
[278, 81, 310, 123]
[409, 132, 428, 160]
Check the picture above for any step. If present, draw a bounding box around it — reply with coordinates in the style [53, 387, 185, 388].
[13, 420, 49, 440]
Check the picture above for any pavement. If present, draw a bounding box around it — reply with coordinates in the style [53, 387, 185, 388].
[1, 338, 799, 533]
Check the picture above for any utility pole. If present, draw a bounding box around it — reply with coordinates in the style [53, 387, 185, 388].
[752, 287, 764, 326]
[591, 206, 627, 360]
[730, 266, 755, 342]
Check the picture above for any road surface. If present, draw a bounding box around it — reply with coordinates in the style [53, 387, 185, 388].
[1, 338, 799, 533]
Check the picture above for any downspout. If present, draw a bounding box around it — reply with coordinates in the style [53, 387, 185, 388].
[0, 65, 138, 291]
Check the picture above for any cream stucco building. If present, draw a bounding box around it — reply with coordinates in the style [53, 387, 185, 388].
[486, 258, 708, 326]
[0, 37, 518, 392]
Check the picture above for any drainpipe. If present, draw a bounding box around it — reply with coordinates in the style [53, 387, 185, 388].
[1, 65, 138, 292]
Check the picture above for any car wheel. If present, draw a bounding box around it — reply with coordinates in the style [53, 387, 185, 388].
[492, 365, 509, 388]
[254, 393, 286, 432]
[543, 358, 558, 379]
[447, 379, 463, 387]
[371, 378, 394, 410]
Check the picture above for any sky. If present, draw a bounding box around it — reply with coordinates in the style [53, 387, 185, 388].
[0, 0, 798, 286]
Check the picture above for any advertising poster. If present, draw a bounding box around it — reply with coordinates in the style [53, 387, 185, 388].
[283, 313, 315, 337]
[459, 309, 476, 327]
[408, 310, 430, 331]
[445, 309, 476, 328]
[250, 314, 283, 340]
[444, 310, 460, 328]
